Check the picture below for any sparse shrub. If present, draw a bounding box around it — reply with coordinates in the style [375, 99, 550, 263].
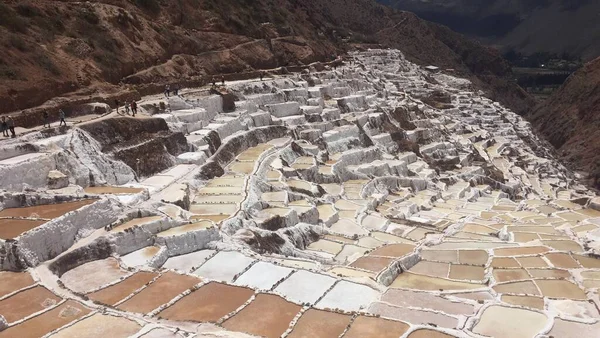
[79, 8, 100, 25]
[135, 0, 161, 15]
[16, 3, 40, 17]
[34, 53, 60, 75]
[92, 50, 121, 81]
[271, 11, 287, 26]
[0, 64, 21, 80]
[116, 9, 131, 27]
[24, 8, 65, 42]
[9, 34, 30, 52]
[0, 3, 28, 33]
[88, 29, 120, 54]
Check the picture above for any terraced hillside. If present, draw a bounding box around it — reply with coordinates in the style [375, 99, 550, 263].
[0, 50, 598, 338]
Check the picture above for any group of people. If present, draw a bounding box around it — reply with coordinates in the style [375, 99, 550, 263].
[1, 116, 16, 138]
[0, 99, 141, 140]
[164, 84, 180, 97]
[42, 109, 67, 128]
[114, 100, 138, 116]
[212, 76, 226, 87]
[39, 109, 69, 129]
[0, 108, 68, 139]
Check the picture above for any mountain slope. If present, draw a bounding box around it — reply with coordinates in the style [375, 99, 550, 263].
[0, 0, 532, 116]
[528, 56, 600, 188]
[378, 0, 600, 61]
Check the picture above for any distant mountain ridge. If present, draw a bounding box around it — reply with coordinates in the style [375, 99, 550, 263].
[378, 0, 600, 61]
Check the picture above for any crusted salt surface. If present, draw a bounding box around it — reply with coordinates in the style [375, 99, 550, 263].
[120, 246, 162, 268]
[233, 261, 293, 290]
[161, 250, 216, 272]
[274, 270, 336, 305]
[61, 258, 129, 294]
[50, 313, 142, 338]
[192, 251, 256, 282]
[472, 305, 549, 338]
[315, 280, 379, 312]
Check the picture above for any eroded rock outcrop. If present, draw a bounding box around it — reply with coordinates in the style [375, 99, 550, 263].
[80, 117, 189, 177]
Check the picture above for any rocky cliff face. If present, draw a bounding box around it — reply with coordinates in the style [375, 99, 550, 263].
[528, 56, 600, 189]
[0, 0, 532, 116]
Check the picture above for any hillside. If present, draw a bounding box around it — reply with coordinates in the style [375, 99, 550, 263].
[528, 56, 600, 188]
[0, 0, 532, 116]
[378, 0, 600, 61]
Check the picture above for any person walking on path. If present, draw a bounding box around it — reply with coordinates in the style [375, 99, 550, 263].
[59, 109, 67, 127]
[131, 101, 137, 116]
[165, 84, 171, 97]
[7, 117, 15, 137]
[1, 117, 8, 137]
[42, 110, 50, 128]
[221, 76, 225, 86]
[115, 99, 120, 114]
[125, 103, 130, 115]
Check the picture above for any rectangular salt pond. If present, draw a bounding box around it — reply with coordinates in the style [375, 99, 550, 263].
[0, 219, 46, 239]
[120, 246, 161, 268]
[316, 281, 380, 312]
[0, 199, 96, 219]
[161, 250, 216, 273]
[117, 272, 200, 314]
[192, 251, 255, 282]
[234, 261, 293, 290]
[274, 270, 336, 304]
[61, 258, 129, 294]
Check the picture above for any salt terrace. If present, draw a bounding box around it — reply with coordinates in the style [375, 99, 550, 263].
[0, 49, 599, 337]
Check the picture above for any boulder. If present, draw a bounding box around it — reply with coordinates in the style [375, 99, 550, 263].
[47, 170, 68, 189]
[590, 197, 600, 212]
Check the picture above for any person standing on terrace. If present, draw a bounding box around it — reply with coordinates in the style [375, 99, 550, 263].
[1, 117, 8, 137]
[7, 117, 16, 137]
[131, 101, 137, 117]
[59, 109, 67, 127]
[42, 110, 50, 128]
